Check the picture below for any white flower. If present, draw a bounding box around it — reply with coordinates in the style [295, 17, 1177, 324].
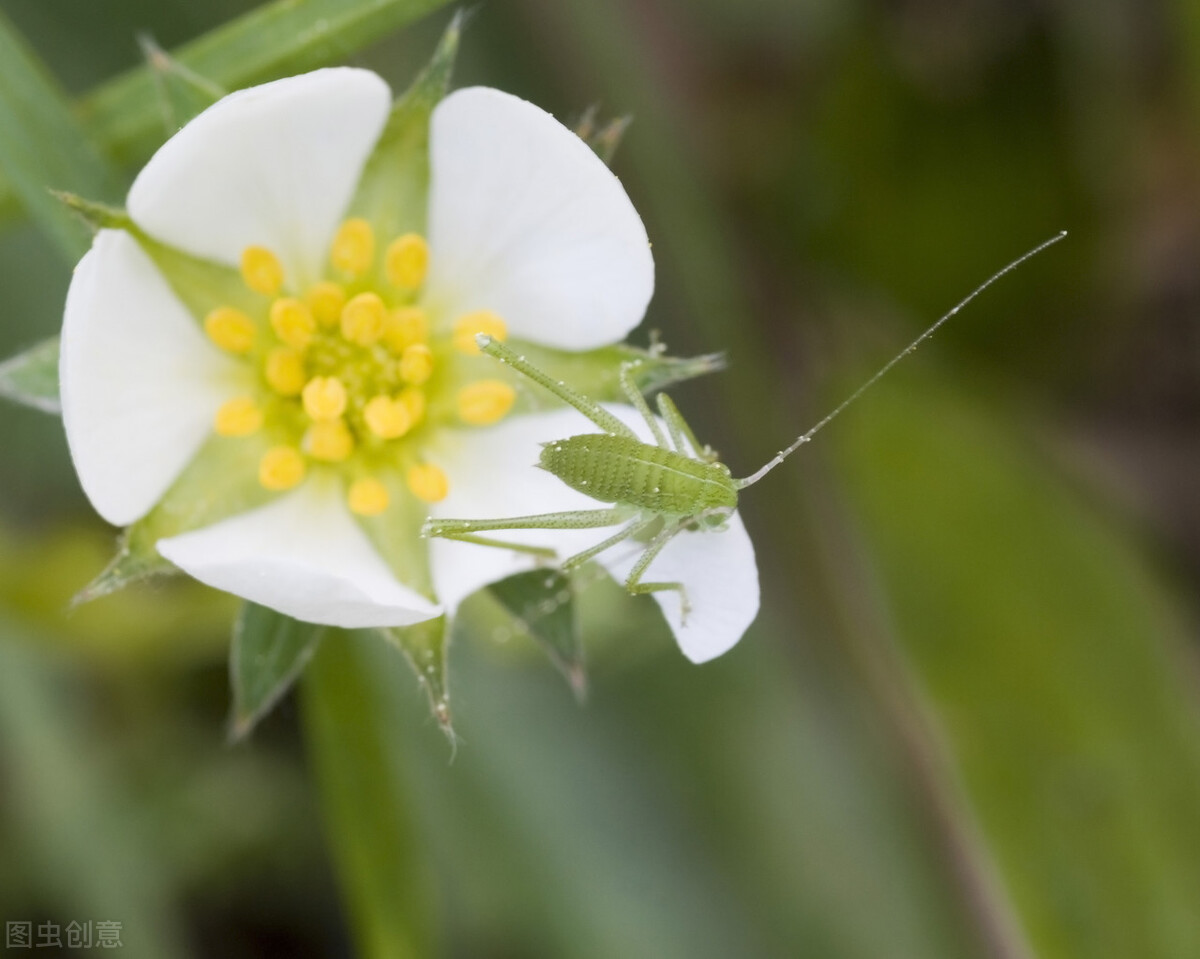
[61, 68, 657, 630]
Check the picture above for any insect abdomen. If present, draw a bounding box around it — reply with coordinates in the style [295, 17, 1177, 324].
[539, 434, 738, 514]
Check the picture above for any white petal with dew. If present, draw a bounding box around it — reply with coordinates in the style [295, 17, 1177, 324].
[128, 69, 391, 289]
[598, 510, 759, 664]
[158, 479, 442, 628]
[61, 229, 235, 526]
[426, 87, 654, 350]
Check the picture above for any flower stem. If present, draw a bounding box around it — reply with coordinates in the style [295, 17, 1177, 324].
[302, 629, 437, 959]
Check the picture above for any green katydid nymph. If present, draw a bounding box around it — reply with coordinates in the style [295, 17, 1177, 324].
[425, 232, 1066, 660]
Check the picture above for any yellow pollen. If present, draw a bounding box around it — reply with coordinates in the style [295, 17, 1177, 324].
[382, 306, 429, 353]
[348, 477, 390, 516]
[307, 281, 347, 327]
[214, 396, 264, 436]
[259, 446, 305, 491]
[457, 380, 516, 426]
[304, 419, 355, 462]
[340, 292, 386, 346]
[384, 233, 429, 290]
[453, 311, 507, 354]
[407, 462, 449, 503]
[241, 246, 284, 296]
[302, 376, 348, 421]
[264, 347, 306, 395]
[399, 343, 434, 385]
[330, 218, 376, 278]
[204, 306, 256, 354]
[363, 395, 413, 440]
[397, 386, 426, 426]
[270, 297, 316, 351]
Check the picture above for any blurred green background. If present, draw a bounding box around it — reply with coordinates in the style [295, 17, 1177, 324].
[0, 1, 1198, 957]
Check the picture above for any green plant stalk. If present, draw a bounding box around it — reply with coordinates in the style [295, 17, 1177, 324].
[302, 630, 438, 959]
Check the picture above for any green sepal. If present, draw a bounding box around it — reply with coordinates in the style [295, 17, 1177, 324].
[355, 467, 435, 597]
[574, 106, 632, 165]
[344, 11, 463, 244]
[75, 433, 275, 604]
[71, 530, 176, 606]
[54, 190, 266, 321]
[138, 34, 226, 135]
[128, 433, 277, 548]
[228, 602, 325, 741]
[0, 335, 61, 413]
[378, 617, 453, 739]
[488, 569, 586, 700]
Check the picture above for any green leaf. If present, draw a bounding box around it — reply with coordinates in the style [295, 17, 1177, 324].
[488, 569, 586, 699]
[346, 10, 463, 244]
[0, 8, 123, 260]
[229, 603, 325, 741]
[380, 616, 453, 737]
[835, 374, 1200, 959]
[78, 0, 456, 174]
[302, 631, 439, 959]
[0, 336, 60, 413]
[0, 0, 457, 227]
[138, 34, 226, 136]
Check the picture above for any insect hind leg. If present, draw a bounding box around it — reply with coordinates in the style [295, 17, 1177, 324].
[656, 392, 717, 462]
[618, 361, 669, 448]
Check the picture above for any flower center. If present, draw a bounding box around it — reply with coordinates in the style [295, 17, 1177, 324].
[202, 219, 517, 517]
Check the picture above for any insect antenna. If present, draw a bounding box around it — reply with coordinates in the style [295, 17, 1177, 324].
[736, 230, 1067, 489]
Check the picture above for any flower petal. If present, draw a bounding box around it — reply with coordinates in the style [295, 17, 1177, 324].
[127, 69, 391, 289]
[61, 229, 235, 526]
[426, 87, 654, 350]
[597, 511, 759, 663]
[428, 407, 608, 614]
[157, 479, 441, 628]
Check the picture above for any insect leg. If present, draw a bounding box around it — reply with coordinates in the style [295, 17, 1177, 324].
[425, 507, 631, 540]
[427, 532, 559, 559]
[656, 393, 717, 462]
[618, 361, 668, 448]
[560, 514, 659, 572]
[623, 518, 692, 623]
[478, 336, 637, 438]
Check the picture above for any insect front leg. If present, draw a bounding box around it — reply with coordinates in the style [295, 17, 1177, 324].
[478, 336, 637, 439]
[623, 518, 693, 624]
[656, 393, 717, 462]
[617, 361, 668, 448]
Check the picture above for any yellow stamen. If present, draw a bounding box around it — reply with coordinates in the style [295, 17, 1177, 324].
[457, 380, 516, 426]
[264, 347, 306, 396]
[340, 292, 386, 346]
[330, 218, 376, 278]
[384, 233, 429, 290]
[453, 310, 507, 354]
[307, 281, 347, 328]
[304, 419, 354, 462]
[270, 297, 316, 351]
[214, 396, 264, 436]
[382, 306, 429, 353]
[399, 343, 434, 385]
[241, 246, 284, 296]
[204, 306, 256, 354]
[407, 462, 448, 503]
[301, 376, 348, 421]
[363, 395, 413, 440]
[348, 477, 390, 516]
[259, 446, 305, 491]
[397, 386, 426, 426]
